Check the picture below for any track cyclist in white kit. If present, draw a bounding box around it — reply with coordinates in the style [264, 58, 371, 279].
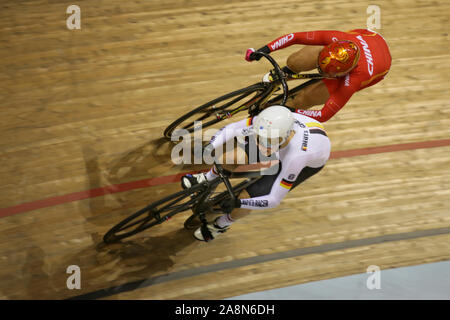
[181, 105, 331, 242]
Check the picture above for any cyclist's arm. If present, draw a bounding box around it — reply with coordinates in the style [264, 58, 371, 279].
[262, 30, 347, 53]
[209, 118, 248, 149]
[238, 158, 303, 210]
[295, 81, 358, 122]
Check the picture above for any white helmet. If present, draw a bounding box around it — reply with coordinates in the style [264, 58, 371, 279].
[253, 105, 294, 148]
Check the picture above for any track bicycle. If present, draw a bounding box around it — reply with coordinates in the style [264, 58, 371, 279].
[163, 52, 323, 139]
[103, 163, 264, 243]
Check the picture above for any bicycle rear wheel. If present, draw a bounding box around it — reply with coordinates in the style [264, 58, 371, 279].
[103, 183, 206, 243]
[163, 83, 266, 139]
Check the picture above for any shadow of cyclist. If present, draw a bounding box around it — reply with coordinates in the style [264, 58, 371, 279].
[81, 136, 210, 209]
[80, 136, 209, 249]
[106, 137, 175, 185]
[80, 137, 176, 224]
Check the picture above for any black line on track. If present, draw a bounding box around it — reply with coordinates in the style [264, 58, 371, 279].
[68, 226, 450, 300]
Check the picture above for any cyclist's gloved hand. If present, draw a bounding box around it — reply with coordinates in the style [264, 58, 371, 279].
[245, 46, 271, 62]
[220, 197, 241, 214]
[245, 48, 258, 62]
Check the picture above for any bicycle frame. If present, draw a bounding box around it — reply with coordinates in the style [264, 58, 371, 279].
[103, 150, 267, 242]
[213, 53, 324, 121]
[163, 52, 326, 139]
[187, 164, 262, 227]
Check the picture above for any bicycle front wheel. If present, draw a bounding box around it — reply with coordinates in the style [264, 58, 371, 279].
[163, 83, 266, 140]
[103, 183, 207, 243]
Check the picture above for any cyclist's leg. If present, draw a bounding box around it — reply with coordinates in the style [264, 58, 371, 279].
[213, 189, 253, 231]
[193, 143, 251, 240]
[285, 80, 329, 109]
[220, 138, 248, 171]
[229, 189, 252, 221]
[215, 137, 276, 226]
[213, 135, 278, 175]
[283, 45, 330, 110]
[286, 45, 323, 73]
[222, 155, 281, 224]
[290, 166, 325, 190]
[204, 137, 248, 181]
[184, 138, 247, 187]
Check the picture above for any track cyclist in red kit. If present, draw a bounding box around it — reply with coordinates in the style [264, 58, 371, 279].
[246, 29, 392, 122]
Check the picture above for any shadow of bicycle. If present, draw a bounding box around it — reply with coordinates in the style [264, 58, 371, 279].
[81, 136, 211, 221]
[74, 136, 211, 296]
[59, 227, 199, 299]
[96, 227, 197, 280]
[80, 137, 172, 219]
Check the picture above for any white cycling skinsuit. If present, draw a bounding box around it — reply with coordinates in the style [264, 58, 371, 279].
[208, 112, 331, 210]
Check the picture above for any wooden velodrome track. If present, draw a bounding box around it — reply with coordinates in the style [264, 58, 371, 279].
[1, 0, 449, 300]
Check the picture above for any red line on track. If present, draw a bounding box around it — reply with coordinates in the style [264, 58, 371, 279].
[0, 171, 199, 219]
[1, 139, 449, 219]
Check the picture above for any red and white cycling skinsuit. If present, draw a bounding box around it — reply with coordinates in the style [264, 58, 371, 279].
[266, 29, 392, 122]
